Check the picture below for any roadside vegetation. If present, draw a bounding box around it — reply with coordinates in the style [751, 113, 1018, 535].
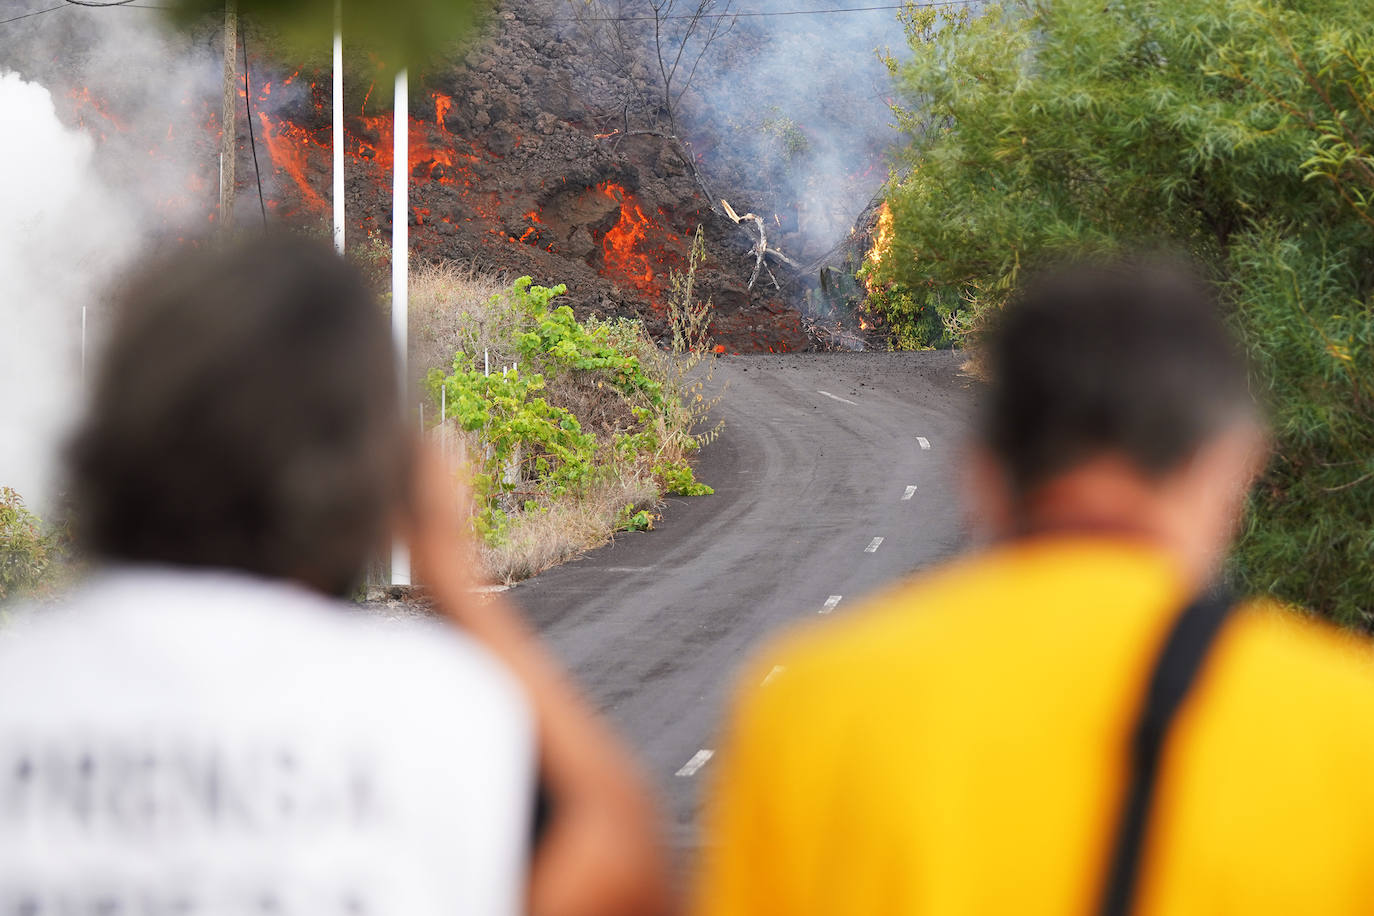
[865, 0, 1373, 625]
[0, 487, 67, 603]
[412, 228, 721, 582]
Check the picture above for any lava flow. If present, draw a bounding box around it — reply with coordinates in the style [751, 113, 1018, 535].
[60, 73, 690, 307]
[597, 182, 680, 296]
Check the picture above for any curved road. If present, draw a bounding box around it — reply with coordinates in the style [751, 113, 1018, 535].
[510, 351, 976, 847]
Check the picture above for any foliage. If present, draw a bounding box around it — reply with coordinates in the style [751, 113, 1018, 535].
[760, 107, 810, 161]
[654, 226, 726, 449]
[426, 269, 719, 566]
[656, 460, 715, 496]
[432, 361, 597, 503]
[0, 488, 58, 602]
[615, 504, 656, 532]
[509, 279, 666, 406]
[163, 0, 483, 74]
[874, 0, 1374, 625]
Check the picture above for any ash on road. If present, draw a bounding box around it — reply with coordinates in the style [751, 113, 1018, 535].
[510, 351, 977, 846]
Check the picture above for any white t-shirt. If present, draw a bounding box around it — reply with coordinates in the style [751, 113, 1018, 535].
[0, 566, 536, 916]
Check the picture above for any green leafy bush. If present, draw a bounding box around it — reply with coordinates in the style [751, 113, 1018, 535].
[1, 488, 57, 601]
[656, 461, 715, 497]
[432, 361, 596, 501]
[425, 273, 717, 561]
[873, 0, 1374, 626]
[615, 505, 655, 532]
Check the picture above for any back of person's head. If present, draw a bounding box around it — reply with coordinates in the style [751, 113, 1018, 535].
[68, 233, 408, 596]
[980, 257, 1257, 500]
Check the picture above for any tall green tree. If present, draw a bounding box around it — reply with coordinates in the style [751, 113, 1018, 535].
[868, 0, 1373, 625]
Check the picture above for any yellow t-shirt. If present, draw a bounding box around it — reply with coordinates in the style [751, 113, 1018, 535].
[695, 537, 1374, 916]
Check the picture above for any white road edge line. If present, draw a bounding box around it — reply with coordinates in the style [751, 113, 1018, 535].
[865, 537, 885, 553]
[676, 749, 714, 777]
[902, 485, 918, 500]
[821, 595, 843, 614]
[917, 436, 931, 450]
[817, 389, 858, 406]
[762, 665, 786, 686]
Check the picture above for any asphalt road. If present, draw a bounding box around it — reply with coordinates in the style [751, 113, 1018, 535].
[509, 351, 977, 847]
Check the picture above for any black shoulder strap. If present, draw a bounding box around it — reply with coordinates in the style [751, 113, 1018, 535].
[1097, 589, 1235, 916]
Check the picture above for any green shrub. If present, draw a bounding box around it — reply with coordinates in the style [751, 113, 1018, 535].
[656, 460, 715, 497]
[1, 488, 57, 601]
[615, 504, 655, 532]
[426, 274, 717, 554]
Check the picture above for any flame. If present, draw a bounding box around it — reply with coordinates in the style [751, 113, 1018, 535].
[434, 92, 453, 128]
[596, 183, 680, 296]
[864, 201, 894, 292]
[599, 183, 653, 291]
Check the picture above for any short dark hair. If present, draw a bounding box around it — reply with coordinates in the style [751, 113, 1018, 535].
[68, 233, 409, 596]
[981, 258, 1255, 496]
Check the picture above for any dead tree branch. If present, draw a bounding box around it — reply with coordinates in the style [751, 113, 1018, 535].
[721, 197, 799, 289]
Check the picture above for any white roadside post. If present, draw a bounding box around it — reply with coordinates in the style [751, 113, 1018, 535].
[332, 0, 344, 254]
[390, 68, 411, 586]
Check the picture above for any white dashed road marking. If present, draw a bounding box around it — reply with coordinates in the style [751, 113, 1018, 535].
[762, 665, 786, 686]
[676, 749, 714, 777]
[817, 390, 858, 406]
[902, 485, 918, 500]
[865, 537, 885, 553]
[917, 436, 931, 450]
[821, 595, 843, 614]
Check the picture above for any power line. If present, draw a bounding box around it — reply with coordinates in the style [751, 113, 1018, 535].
[240, 26, 268, 227]
[1, 0, 169, 24]
[532, 0, 972, 23]
[0, 4, 65, 25]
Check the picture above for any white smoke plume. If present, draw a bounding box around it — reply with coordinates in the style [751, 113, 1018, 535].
[0, 5, 219, 515]
[0, 71, 138, 516]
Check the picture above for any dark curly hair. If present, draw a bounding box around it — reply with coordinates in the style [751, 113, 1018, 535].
[67, 233, 409, 596]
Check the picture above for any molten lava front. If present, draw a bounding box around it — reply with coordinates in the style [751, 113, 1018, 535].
[53, 41, 812, 354]
[596, 183, 680, 296]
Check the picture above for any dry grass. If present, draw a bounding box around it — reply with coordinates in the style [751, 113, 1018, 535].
[409, 262, 513, 385]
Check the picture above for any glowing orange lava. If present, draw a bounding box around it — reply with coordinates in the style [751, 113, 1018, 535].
[68, 87, 128, 138]
[596, 185, 681, 299]
[256, 111, 329, 211]
[434, 92, 453, 128]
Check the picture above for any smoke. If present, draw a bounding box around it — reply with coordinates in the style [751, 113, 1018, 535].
[559, 0, 932, 261]
[0, 6, 220, 514]
[0, 72, 135, 515]
[680, 4, 908, 257]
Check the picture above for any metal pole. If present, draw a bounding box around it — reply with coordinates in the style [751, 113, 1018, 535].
[390, 67, 411, 587]
[81, 306, 87, 386]
[331, 0, 345, 254]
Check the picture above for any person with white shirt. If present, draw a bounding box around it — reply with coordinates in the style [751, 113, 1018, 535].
[0, 234, 670, 916]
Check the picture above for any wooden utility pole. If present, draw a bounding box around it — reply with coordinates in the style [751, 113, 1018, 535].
[219, 0, 238, 230]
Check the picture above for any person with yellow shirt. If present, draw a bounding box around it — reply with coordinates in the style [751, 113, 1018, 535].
[695, 259, 1374, 916]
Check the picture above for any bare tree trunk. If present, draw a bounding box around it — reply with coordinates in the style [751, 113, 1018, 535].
[219, 0, 238, 231]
